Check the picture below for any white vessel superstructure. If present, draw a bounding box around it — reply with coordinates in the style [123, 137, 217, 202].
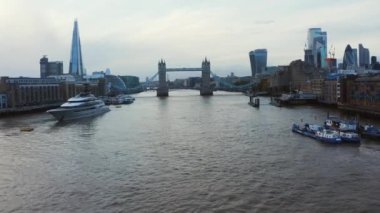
[47, 92, 110, 121]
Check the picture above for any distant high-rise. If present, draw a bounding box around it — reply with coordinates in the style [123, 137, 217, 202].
[352, 48, 358, 68]
[305, 28, 327, 68]
[249, 49, 267, 77]
[343, 45, 355, 70]
[40, 55, 63, 78]
[358, 44, 370, 68]
[371, 56, 377, 65]
[304, 49, 314, 65]
[69, 19, 84, 79]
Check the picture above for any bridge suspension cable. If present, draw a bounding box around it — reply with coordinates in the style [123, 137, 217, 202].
[210, 71, 255, 89]
[137, 71, 255, 90]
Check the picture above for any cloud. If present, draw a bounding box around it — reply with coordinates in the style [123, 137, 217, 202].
[255, 20, 275, 25]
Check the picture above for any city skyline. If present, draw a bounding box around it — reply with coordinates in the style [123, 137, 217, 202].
[0, 0, 380, 79]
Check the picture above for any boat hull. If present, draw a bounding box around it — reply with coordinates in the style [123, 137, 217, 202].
[47, 105, 110, 121]
[340, 133, 361, 143]
[292, 124, 341, 144]
[292, 124, 316, 139]
[361, 133, 380, 140]
[360, 126, 380, 140]
[315, 136, 342, 144]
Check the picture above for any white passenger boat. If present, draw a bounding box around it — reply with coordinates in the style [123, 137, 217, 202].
[47, 92, 110, 121]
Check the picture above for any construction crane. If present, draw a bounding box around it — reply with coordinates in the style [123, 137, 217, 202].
[328, 45, 335, 58]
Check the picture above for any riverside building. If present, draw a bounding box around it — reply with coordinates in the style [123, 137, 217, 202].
[0, 76, 106, 112]
[338, 74, 380, 116]
[0, 77, 63, 108]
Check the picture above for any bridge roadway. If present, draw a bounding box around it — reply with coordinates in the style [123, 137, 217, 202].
[166, 68, 203, 72]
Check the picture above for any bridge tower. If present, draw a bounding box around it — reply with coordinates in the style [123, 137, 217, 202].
[200, 58, 213, 96]
[157, 59, 169, 97]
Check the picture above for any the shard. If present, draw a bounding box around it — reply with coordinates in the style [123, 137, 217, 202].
[69, 19, 84, 79]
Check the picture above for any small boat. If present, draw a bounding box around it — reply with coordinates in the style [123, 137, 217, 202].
[324, 115, 358, 132]
[339, 131, 361, 143]
[359, 125, 380, 139]
[315, 129, 342, 144]
[292, 123, 341, 144]
[280, 90, 317, 105]
[292, 123, 321, 139]
[120, 95, 135, 104]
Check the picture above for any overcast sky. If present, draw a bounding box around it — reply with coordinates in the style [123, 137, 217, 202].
[0, 0, 379, 79]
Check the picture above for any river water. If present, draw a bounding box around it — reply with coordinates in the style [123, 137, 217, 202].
[1, 90, 380, 212]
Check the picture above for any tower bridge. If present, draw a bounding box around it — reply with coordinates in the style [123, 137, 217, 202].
[157, 58, 213, 96]
[140, 58, 256, 95]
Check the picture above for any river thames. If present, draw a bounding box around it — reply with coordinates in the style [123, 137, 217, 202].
[1, 90, 380, 212]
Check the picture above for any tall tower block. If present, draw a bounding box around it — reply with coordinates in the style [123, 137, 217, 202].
[157, 60, 169, 97]
[69, 19, 84, 79]
[200, 58, 213, 96]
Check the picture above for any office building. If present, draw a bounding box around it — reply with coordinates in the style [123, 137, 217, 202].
[359, 44, 370, 68]
[371, 56, 377, 65]
[304, 49, 314, 65]
[40, 56, 63, 78]
[249, 49, 267, 78]
[343, 45, 355, 70]
[305, 28, 327, 68]
[69, 19, 84, 79]
[119, 75, 140, 88]
[325, 58, 337, 71]
[352, 48, 358, 68]
[0, 93, 7, 109]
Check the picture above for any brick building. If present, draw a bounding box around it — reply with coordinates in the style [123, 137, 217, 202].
[338, 74, 380, 115]
[0, 77, 106, 110]
[269, 60, 324, 95]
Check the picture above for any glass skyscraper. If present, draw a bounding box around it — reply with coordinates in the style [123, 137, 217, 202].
[249, 49, 267, 78]
[343, 45, 355, 70]
[69, 19, 84, 79]
[305, 28, 327, 68]
[359, 44, 370, 68]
